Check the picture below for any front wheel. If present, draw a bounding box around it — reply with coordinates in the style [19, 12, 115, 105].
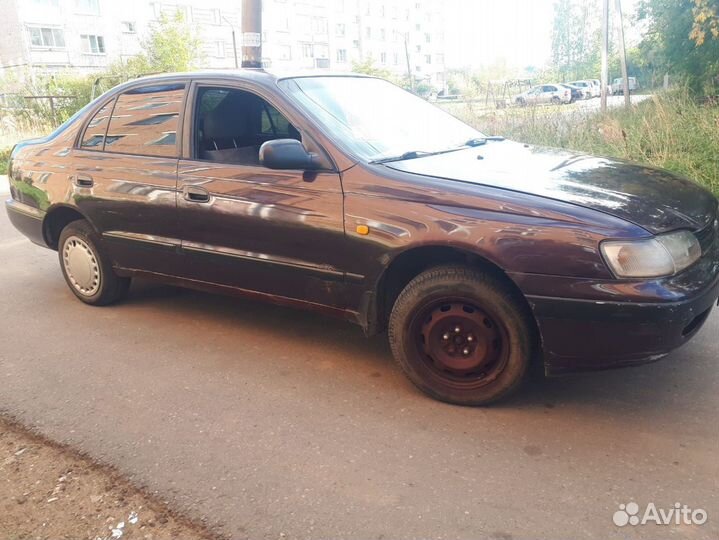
[388, 266, 534, 406]
[58, 220, 130, 306]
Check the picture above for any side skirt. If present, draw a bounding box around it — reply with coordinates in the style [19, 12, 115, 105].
[114, 267, 364, 326]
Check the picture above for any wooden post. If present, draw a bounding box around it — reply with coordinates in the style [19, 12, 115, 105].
[600, 0, 609, 113]
[614, 0, 630, 107]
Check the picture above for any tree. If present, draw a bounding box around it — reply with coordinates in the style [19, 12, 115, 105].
[118, 11, 203, 76]
[638, 0, 719, 92]
[551, 0, 602, 81]
[690, 0, 719, 45]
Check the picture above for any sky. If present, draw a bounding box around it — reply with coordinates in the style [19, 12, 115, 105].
[442, 0, 642, 72]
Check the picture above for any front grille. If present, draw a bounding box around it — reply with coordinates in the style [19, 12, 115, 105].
[696, 216, 718, 254]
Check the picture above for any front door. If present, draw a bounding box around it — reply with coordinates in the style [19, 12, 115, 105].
[175, 83, 347, 309]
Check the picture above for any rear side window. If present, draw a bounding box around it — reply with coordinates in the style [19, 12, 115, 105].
[80, 99, 115, 151]
[104, 83, 185, 157]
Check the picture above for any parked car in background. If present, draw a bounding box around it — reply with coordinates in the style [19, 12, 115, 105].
[568, 80, 595, 99]
[611, 77, 639, 95]
[586, 79, 604, 97]
[514, 84, 572, 106]
[6, 71, 719, 406]
[561, 83, 585, 103]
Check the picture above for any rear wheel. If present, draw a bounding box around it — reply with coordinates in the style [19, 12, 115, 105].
[58, 220, 130, 306]
[551, 96, 561, 105]
[388, 266, 533, 406]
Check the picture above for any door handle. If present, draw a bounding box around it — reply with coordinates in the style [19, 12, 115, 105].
[75, 174, 94, 188]
[183, 185, 210, 203]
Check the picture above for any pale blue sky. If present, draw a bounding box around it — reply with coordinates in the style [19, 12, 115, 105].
[443, 0, 641, 71]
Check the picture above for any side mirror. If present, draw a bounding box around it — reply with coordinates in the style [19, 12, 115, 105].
[259, 139, 319, 170]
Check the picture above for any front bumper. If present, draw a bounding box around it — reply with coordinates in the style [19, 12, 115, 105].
[514, 245, 719, 375]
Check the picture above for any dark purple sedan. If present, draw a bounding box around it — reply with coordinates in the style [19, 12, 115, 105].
[6, 71, 719, 405]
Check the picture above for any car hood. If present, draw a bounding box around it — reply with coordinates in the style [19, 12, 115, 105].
[385, 142, 717, 234]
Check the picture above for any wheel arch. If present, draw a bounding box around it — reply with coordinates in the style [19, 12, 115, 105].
[42, 204, 93, 250]
[366, 244, 539, 344]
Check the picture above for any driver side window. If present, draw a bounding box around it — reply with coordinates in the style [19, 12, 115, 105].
[195, 86, 300, 165]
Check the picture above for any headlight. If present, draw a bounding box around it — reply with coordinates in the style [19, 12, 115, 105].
[601, 230, 701, 278]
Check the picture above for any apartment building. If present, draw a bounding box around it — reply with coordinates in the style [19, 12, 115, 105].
[262, 0, 446, 88]
[0, 0, 446, 89]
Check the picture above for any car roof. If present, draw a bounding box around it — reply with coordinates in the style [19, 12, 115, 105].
[107, 69, 375, 95]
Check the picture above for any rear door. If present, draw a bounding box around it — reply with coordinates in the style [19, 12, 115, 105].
[175, 81, 347, 309]
[72, 82, 186, 274]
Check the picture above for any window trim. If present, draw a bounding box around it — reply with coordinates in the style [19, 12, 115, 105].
[80, 34, 106, 55]
[27, 25, 66, 49]
[74, 81, 189, 160]
[77, 95, 116, 152]
[182, 80, 336, 172]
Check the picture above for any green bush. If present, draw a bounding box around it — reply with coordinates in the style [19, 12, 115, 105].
[0, 147, 10, 175]
[459, 92, 719, 196]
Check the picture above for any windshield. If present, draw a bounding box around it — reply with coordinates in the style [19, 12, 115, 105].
[278, 76, 484, 162]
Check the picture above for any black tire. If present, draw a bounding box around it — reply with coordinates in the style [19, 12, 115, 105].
[388, 265, 533, 406]
[58, 220, 130, 306]
[551, 96, 561, 105]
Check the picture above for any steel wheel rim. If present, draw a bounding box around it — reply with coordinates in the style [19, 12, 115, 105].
[62, 235, 101, 296]
[412, 298, 510, 389]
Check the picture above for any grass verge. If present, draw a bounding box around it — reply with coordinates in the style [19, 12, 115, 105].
[454, 92, 719, 197]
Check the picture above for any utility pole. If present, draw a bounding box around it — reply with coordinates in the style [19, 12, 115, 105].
[404, 34, 414, 92]
[222, 15, 239, 69]
[241, 0, 262, 69]
[600, 0, 609, 113]
[614, 0, 630, 108]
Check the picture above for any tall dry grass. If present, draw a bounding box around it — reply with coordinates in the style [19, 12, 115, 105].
[454, 92, 719, 196]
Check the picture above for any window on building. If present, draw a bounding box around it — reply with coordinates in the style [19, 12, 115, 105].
[213, 40, 225, 58]
[312, 17, 328, 34]
[80, 99, 115, 151]
[28, 27, 65, 48]
[297, 15, 312, 34]
[75, 0, 99, 14]
[336, 23, 345, 37]
[425, 54, 431, 64]
[380, 28, 386, 40]
[365, 27, 371, 38]
[32, 0, 59, 6]
[416, 44, 421, 52]
[393, 52, 399, 65]
[279, 45, 292, 60]
[352, 39, 359, 48]
[425, 33, 431, 43]
[380, 52, 387, 64]
[212, 9, 221, 25]
[81, 34, 105, 54]
[194, 86, 300, 165]
[104, 84, 185, 157]
[336, 49, 347, 63]
[415, 23, 421, 31]
[121, 21, 136, 33]
[302, 43, 313, 58]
